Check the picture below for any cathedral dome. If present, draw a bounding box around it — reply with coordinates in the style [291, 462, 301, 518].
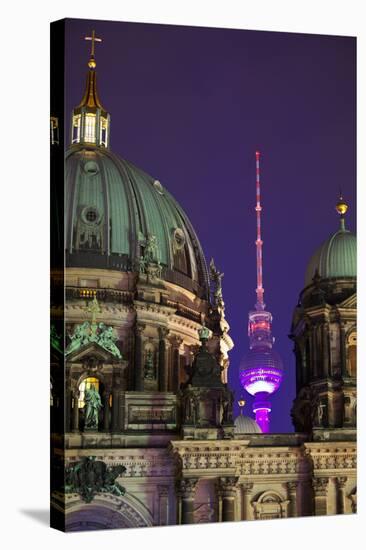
[65, 144, 209, 298]
[305, 205, 356, 287]
[234, 413, 262, 434]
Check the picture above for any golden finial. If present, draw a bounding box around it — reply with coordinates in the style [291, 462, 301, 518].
[238, 399, 246, 414]
[336, 191, 348, 216]
[85, 30, 102, 69]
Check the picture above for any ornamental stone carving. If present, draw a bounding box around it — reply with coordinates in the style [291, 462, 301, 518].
[312, 477, 329, 496]
[66, 320, 122, 359]
[64, 456, 126, 503]
[176, 478, 198, 499]
[217, 477, 239, 498]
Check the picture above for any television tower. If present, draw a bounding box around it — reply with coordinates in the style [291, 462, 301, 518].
[239, 151, 283, 433]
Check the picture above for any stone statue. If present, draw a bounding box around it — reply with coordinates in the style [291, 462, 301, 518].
[50, 324, 63, 354]
[291, 386, 313, 432]
[64, 456, 126, 503]
[137, 234, 162, 282]
[98, 324, 122, 358]
[138, 255, 147, 274]
[66, 321, 90, 355]
[65, 320, 122, 359]
[222, 390, 234, 424]
[209, 258, 225, 308]
[144, 234, 158, 262]
[144, 350, 156, 380]
[84, 385, 102, 430]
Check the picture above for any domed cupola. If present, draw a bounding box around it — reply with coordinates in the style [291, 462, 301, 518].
[71, 31, 110, 148]
[305, 195, 356, 287]
[234, 399, 262, 434]
[65, 31, 209, 299]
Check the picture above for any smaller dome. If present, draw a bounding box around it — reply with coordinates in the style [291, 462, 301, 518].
[305, 226, 356, 287]
[234, 414, 262, 434]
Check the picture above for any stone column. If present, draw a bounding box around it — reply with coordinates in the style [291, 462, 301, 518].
[72, 390, 79, 432]
[158, 328, 171, 392]
[170, 336, 183, 392]
[111, 388, 119, 432]
[312, 478, 329, 516]
[65, 387, 71, 432]
[339, 323, 347, 377]
[218, 477, 239, 522]
[134, 324, 145, 391]
[336, 477, 347, 514]
[287, 481, 298, 517]
[240, 482, 254, 521]
[103, 389, 111, 431]
[176, 478, 198, 524]
[322, 322, 331, 377]
[158, 485, 169, 526]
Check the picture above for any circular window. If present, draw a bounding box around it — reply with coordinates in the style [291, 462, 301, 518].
[83, 160, 99, 175]
[82, 206, 100, 225]
[153, 180, 164, 195]
[173, 228, 185, 250]
[86, 210, 97, 222]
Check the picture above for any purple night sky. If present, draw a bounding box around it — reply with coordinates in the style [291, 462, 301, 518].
[64, 18, 356, 432]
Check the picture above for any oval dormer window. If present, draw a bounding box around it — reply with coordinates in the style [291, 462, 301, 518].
[82, 206, 100, 225]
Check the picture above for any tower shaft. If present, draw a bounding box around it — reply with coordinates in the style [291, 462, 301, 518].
[255, 151, 264, 310]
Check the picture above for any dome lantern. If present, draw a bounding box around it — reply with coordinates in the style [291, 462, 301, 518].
[71, 30, 110, 148]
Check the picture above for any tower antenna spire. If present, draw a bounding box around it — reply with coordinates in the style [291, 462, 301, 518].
[255, 151, 265, 310]
[239, 150, 284, 433]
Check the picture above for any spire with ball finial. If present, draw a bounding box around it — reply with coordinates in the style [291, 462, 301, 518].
[336, 191, 348, 232]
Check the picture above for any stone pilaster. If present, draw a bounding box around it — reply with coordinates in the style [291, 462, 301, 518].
[322, 322, 331, 377]
[340, 323, 347, 377]
[312, 477, 329, 516]
[72, 390, 79, 432]
[170, 336, 183, 392]
[176, 478, 198, 525]
[240, 482, 254, 521]
[158, 485, 169, 526]
[65, 387, 71, 432]
[336, 476, 347, 514]
[287, 481, 298, 517]
[103, 389, 111, 431]
[134, 323, 145, 391]
[311, 325, 318, 378]
[111, 388, 119, 431]
[218, 477, 239, 522]
[158, 328, 171, 392]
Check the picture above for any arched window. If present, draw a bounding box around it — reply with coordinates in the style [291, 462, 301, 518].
[347, 332, 357, 377]
[78, 377, 99, 408]
[252, 491, 288, 520]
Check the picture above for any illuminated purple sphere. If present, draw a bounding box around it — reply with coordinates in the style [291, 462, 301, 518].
[239, 346, 283, 396]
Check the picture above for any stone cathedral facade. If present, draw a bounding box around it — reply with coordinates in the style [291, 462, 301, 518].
[50, 33, 357, 531]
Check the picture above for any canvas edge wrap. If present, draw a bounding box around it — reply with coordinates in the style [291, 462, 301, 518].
[50, 18, 66, 533]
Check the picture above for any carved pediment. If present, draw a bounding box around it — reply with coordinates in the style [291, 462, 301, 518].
[65, 320, 122, 360]
[339, 293, 356, 310]
[66, 342, 120, 363]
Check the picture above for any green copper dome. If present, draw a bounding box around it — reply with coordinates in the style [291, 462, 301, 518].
[305, 218, 356, 287]
[65, 145, 209, 298]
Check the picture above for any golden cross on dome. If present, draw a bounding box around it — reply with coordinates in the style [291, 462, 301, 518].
[85, 30, 102, 68]
[85, 30, 102, 57]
